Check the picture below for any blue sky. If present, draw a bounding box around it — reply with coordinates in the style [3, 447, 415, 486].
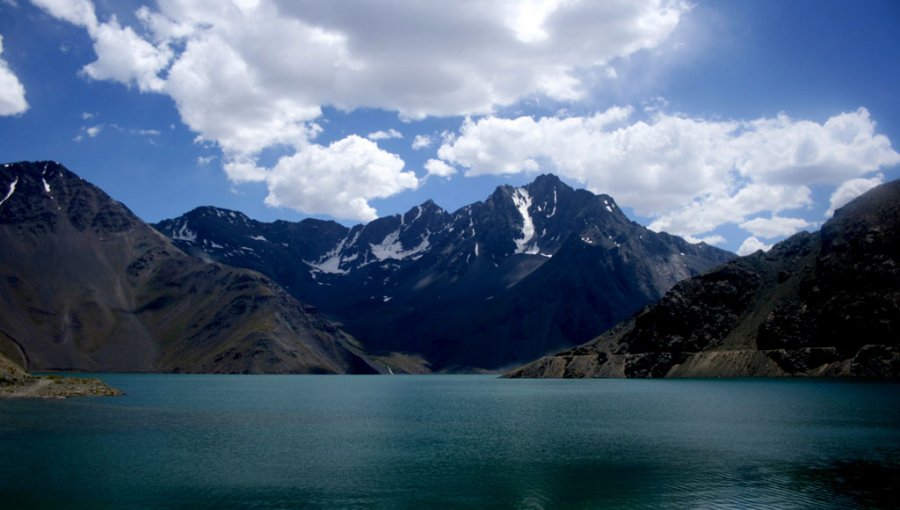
[1, 0, 898, 254]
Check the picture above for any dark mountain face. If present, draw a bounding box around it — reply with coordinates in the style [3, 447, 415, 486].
[507, 179, 900, 379]
[0, 161, 375, 374]
[156, 173, 733, 372]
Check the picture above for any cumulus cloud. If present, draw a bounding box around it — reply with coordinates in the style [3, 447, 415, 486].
[31, 0, 97, 31]
[264, 136, 418, 221]
[436, 107, 899, 238]
[739, 215, 813, 239]
[32, 0, 169, 91]
[424, 159, 456, 178]
[31, 0, 689, 220]
[0, 34, 28, 115]
[411, 134, 432, 150]
[647, 184, 813, 237]
[737, 236, 772, 256]
[367, 128, 403, 141]
[683, 234, 726, 245]
[83, 17, 171, 91]
[825, 174, 885, 217]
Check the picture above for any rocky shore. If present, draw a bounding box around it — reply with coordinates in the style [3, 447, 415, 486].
[0, 353, 122, 398]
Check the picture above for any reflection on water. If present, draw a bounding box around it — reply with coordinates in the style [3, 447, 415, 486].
[0, 375, 898, 509]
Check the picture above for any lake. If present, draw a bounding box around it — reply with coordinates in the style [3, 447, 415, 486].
[1, 375, 898, 509]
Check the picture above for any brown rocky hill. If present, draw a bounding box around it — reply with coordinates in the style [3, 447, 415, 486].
[507, 179, 900, 378]
[0, 161, 375, 374]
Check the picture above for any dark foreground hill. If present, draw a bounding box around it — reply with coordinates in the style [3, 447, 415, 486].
[156, 174, 733, 372]
[507, 179, 900, 378]
[0, 161, 375, 374]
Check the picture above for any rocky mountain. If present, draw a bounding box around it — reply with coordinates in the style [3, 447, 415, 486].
[506, 179, 900, 379]
[156, 174, 734, 372]
[0, 161, 376, 374]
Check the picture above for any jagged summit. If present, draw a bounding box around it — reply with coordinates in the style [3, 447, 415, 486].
[156, 171, 734, 372]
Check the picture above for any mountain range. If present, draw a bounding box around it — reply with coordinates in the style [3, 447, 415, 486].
[507, 179, 900, 378]
[154, 173, 734, 371]
[0, 161, 375, 374]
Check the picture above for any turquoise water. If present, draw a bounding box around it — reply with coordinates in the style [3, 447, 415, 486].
[1, 375, 898, 509]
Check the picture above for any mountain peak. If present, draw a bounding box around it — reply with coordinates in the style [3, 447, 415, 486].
[530, 173, 563, 186]
[1, 160, 139, 234]
[186, 205, 251, 224]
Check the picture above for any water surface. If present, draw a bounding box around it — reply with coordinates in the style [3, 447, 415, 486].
[1, 375, 898, 508]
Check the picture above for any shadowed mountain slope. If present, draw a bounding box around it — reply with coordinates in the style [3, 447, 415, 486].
[0, 161, 375, 374]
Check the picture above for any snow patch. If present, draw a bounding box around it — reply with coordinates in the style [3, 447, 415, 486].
[0, 177, 19, 207]
[512, 188, 538, 254]
[306, 236, 351, 275]
[606, 205, 613, 213]
[370, 229, 431, 261]
[42, 178, 51, 194]
[546, 189, 557, 218]
[250, 235, 267, 242]
[172, 222, 197, 242]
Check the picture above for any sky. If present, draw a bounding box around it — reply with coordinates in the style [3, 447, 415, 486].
[1, 0, 898, 255]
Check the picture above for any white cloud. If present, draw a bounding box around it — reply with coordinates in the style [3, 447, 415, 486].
[86, 125, 102, 137]
[367, 128, 402, 141]
[437, 107, 898, 237]
[411, 134, 432, 150]
[31, 0, 169, 91]
[31, 0, 689, 219]
[739, 215, 813, 239]
[81, 111, 94, 119]
[648, 184, 813, 237]
[0, 35, 28, 115]
[825, 174, 884, 217]
[730, 109, 899, 185]
[265, 135, 418, 221]
[737, 236, 772, 256]
[83, 17, 171, 92]
[424, 159, 456, 178]
[684, 234, 726, 246]
[223, 157, 267, 184]
[31, 0, 98, 32]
